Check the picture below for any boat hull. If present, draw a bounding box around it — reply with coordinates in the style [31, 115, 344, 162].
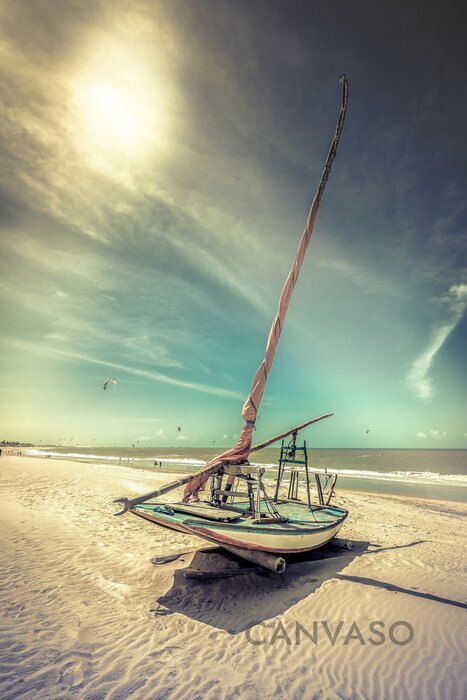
[131, 501, 348, 554]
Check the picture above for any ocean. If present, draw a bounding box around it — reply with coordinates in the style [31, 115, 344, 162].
[25, 446, 467, 503]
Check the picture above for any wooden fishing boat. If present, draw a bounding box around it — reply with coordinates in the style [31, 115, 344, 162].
[132, 501, 347, 554]
[129, 429, 347, 556]
[114, 76, 350, 572]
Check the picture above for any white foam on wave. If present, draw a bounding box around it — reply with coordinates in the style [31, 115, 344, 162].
[24, 448, 205, 466]
[26, 449, 121, 461]
[333, 467, 467, 484]
[263, 465, 467, 487]
[24, 449, 466, 488]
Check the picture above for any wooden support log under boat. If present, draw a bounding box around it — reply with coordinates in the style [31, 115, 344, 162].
[220, 544, 286, 573]
[331, 537, 353, 550]
[184, 567, 265, 580]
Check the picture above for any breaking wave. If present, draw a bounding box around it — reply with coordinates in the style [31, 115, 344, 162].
[25, 449, 467, 488]
[265, 465, 467, 487]
[24, 449, 205, 467]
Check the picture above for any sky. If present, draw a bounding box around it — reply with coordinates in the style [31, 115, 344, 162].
[0, 0, 466, 448]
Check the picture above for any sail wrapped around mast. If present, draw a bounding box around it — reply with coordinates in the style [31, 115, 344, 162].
[183, 76, 349, 501]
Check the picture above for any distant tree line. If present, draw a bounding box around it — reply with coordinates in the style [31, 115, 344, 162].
[0, 440, 33, 447]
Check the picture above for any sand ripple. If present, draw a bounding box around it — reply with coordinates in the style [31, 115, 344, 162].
[0, 457, 466, 699]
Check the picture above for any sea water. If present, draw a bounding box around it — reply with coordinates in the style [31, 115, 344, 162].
[25, 446, 467, 503]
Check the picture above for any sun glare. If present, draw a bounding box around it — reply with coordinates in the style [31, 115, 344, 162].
[73, 41, 167, 167]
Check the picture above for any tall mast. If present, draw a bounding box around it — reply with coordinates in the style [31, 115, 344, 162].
[183, 76, 349, 501]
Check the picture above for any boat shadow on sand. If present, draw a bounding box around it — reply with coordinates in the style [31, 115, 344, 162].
[152, 540, 371, 634]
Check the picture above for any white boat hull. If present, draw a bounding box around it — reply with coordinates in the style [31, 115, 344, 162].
[132, 501, 348, 554]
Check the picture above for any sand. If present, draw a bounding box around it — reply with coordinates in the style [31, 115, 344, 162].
[1, 454, 466, 699]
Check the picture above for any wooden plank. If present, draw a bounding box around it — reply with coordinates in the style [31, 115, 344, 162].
[164, 502, 240, 522]
[213, 489, 250, 497]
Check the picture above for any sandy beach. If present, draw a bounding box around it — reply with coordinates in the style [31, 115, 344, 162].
[1, 454, 466, 699]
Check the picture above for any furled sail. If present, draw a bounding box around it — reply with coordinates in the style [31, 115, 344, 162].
[182, 76, 349, 501]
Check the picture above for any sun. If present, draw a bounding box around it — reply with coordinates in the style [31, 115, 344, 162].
[72, 41, 167, 165]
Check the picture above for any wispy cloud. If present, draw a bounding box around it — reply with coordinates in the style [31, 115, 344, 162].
[317, 257, 368, 286]
[136, 429, 167, 441]
[109, 416, 161, 423]
[416, 432, 426, 438]
[0, 4, 281, 322]
[2, 1, 467, 448]
[407, 283, 467, 400]
[4, 340, 245, 400]
[316, 252, 400, 297]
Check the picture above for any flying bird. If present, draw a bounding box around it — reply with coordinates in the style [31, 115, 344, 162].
[366, 429, 370, 433]
[103, 378, 118, 391]
[177, 426, 181, 432]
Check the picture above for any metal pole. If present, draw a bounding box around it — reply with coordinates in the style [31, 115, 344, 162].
[274, 439, 285, 501]
[255, 468, 264, 521]
[303, 440, 312, 508]
[315, 473, 324, 505]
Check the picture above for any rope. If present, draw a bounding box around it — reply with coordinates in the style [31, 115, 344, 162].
[152, 505, 175, 515]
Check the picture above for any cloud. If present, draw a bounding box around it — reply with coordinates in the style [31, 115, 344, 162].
[176, 434, 189, 441]
[222, 434, 229, 439]
[417, 430, 447, 439]
[316, 257, 390, 294]
[407, 283, 467, 400]
[429, 430, 447, 439]
[0, 4, 278, 322]
[2, 0, 466, 448]
[111, 416, 161, 423]
[4, 339, 245, 400]
[135, 429, 167, 442]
